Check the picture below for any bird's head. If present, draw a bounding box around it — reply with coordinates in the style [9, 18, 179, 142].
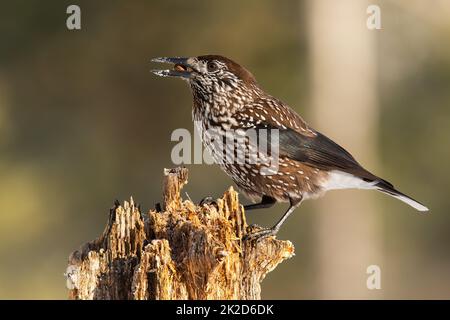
[152, 55, 259, 106]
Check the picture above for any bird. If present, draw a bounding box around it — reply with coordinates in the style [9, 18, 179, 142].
[152, 55, 428, 240]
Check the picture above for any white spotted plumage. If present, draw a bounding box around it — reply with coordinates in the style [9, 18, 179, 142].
[153, 54, 428, 214]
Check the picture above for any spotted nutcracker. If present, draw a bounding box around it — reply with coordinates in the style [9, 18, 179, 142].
[152, 55, 428, 240]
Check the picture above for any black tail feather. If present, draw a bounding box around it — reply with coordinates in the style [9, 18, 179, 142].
[374, 180, 428, 212]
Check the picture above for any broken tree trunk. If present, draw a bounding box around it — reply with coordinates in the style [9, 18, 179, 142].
[66, 167, 294, 300]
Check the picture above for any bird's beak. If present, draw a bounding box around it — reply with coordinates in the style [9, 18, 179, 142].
[151, 57, 194, 79]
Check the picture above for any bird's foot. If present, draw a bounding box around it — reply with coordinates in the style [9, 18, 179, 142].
[199, 196, 217, 207]
[243, 225, 278, 242]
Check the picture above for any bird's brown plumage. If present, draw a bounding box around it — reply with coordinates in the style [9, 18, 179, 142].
[152, 54, 428, 239]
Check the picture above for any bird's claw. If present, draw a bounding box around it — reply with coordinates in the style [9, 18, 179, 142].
[199, 196, 217, 207]
[243, 225, 278, 242]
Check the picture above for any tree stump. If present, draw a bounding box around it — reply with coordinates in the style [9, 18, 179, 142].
[66, 167, 295, 300]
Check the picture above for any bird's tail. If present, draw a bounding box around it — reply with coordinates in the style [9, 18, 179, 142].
[374, 180, 429, 212]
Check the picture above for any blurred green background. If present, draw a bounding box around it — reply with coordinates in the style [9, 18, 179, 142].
[0, 0, 449, 299]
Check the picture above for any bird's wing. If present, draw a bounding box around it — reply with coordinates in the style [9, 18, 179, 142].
[234, 96, 316, 136]
[275, 127, 371, 177]
[233, 101, 386, 183]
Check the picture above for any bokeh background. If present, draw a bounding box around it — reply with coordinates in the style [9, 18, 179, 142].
[0, 0, 449, 299]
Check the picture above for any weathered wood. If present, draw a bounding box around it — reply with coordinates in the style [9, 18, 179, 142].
[66, 167, 294, 300]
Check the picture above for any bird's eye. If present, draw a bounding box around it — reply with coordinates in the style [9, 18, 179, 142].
[207, 61, 219, 72]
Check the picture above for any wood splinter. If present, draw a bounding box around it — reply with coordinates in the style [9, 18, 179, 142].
[66, 167, 295, 300]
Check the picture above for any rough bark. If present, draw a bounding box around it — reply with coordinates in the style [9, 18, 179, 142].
[66, 167, 294, 300]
